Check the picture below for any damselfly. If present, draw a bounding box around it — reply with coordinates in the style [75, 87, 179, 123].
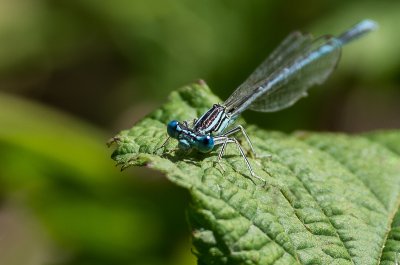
[161, 19, 378, 182]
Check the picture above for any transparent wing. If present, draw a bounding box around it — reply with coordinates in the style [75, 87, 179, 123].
[225, 35, 342, 116]
[224, 31, 313, 109]
[249, 36, 341, 112]
[241, 31, 314, 86]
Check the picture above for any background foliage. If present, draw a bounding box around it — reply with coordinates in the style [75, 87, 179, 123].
[0, 0, 399, 265]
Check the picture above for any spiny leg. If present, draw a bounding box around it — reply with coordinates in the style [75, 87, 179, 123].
[214, 136, 265, 184]
[213, 136, 230, 172]
[217, 137, 229, 161]
[229, 138, 265, 182]
[223, 125, 272, 160]
[222, 125, 256, 157]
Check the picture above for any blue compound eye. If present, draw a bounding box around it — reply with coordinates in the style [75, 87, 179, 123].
[197, 135, 214, 153]
[167, 120, 180, 138]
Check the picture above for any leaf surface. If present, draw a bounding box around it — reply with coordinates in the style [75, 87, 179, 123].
[110, 82, 400, 265]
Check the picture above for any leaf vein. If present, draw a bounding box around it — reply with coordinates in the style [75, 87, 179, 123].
[301, 137, 400, 265]
[265, 152, 356, 264]
[193, 181, 301, 264]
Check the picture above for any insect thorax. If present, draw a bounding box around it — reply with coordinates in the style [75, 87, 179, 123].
[193, 104, 233, 135]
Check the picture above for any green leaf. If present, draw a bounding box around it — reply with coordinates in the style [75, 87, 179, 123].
[109, 82, 400, 265]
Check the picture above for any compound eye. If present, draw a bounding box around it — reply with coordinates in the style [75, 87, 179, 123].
[197, 135, 214, 153]
[167, 120, 180, 138]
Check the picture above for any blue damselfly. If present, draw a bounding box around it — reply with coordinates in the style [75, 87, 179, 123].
[161, 19, 378, 182]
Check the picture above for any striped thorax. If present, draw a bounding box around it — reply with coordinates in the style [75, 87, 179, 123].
[193, 104, 234, 135]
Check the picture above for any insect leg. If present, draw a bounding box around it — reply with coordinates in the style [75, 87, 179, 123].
[213, 136, 230, 172]
[215, 136, 229, 161]
[222, 125, 257, 157]
[214, 136, 265, 183]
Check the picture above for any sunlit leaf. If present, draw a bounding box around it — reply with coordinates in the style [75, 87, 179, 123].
[110, 82, 400, 265]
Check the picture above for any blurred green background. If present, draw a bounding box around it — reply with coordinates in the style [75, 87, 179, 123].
[0, 0, 399, 264]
